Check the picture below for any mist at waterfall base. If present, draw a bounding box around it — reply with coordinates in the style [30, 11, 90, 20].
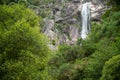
[80, 2, 91, 39]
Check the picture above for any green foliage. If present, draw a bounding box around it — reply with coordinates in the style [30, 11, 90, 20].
[83, 41, 119, 80]
[28, 0, 55, 5]
[0, 4, 39, 32]
[100, 55, 120, 80]
[71, 58, 88, 80]
[104, 0, 120, 13]
[54, 23, 63, 33]
[0, 4, 51, 80]
[81, 40, 96, 57]
[48, 44, 85, 80]
[48, 44, 84, 69]
[58, 44, 85, 63]
[90, 11, 120, 42]
[2, 0, 118, 80]
[81, 11, 120, 80]
[107, 0, 120, 6]
[102, 9, 111, 19]
[0, 0, 29, 5]
[0, 0, 17, 4]
[48, 8, 120, 80]
[57, 63, 76, 80]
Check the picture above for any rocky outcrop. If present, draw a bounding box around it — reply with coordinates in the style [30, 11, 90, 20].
[42, 19, 54, 34]
[36, 0, 109, 50]
[69, 26, 79, 42]
[90, 0, 108, 21]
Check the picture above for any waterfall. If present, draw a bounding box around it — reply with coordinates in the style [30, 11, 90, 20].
[81, 2, 91, 39]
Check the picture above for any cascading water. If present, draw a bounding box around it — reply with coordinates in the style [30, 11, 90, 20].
[81, 2, 91, 39]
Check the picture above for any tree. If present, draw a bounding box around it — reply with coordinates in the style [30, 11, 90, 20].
[0, 4, 51, 80]
[48, 44, 86, 80]
[80, 9, 120, 80]
[100, 55, 120, 80]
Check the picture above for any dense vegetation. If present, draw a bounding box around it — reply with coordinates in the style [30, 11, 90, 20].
[48, 0, 120, 80]
[0, 2, 51, 80]
[0, 0, 120, 80]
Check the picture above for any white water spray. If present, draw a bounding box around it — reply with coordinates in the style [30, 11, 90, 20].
[81, 2, 91, 39]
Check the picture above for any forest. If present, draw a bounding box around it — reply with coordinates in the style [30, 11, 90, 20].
[0, 0, 120, 80]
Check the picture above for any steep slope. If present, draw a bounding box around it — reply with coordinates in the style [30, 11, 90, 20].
[31, 0, 108, 50]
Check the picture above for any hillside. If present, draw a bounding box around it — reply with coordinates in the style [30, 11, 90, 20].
[0, 0, 120, 80]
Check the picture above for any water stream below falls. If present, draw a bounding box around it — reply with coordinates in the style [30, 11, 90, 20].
[81, 2, 91, 39]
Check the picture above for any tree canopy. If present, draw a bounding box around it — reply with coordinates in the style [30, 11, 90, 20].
[0, 4, 51, 80]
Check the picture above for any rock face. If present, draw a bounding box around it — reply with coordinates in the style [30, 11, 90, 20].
[66, 3, 77, 16]
[90, 0, 108, 21]
[69, 26, 79, 42]
[43, 19, 54, 34]
[36, 0, 108, 50]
